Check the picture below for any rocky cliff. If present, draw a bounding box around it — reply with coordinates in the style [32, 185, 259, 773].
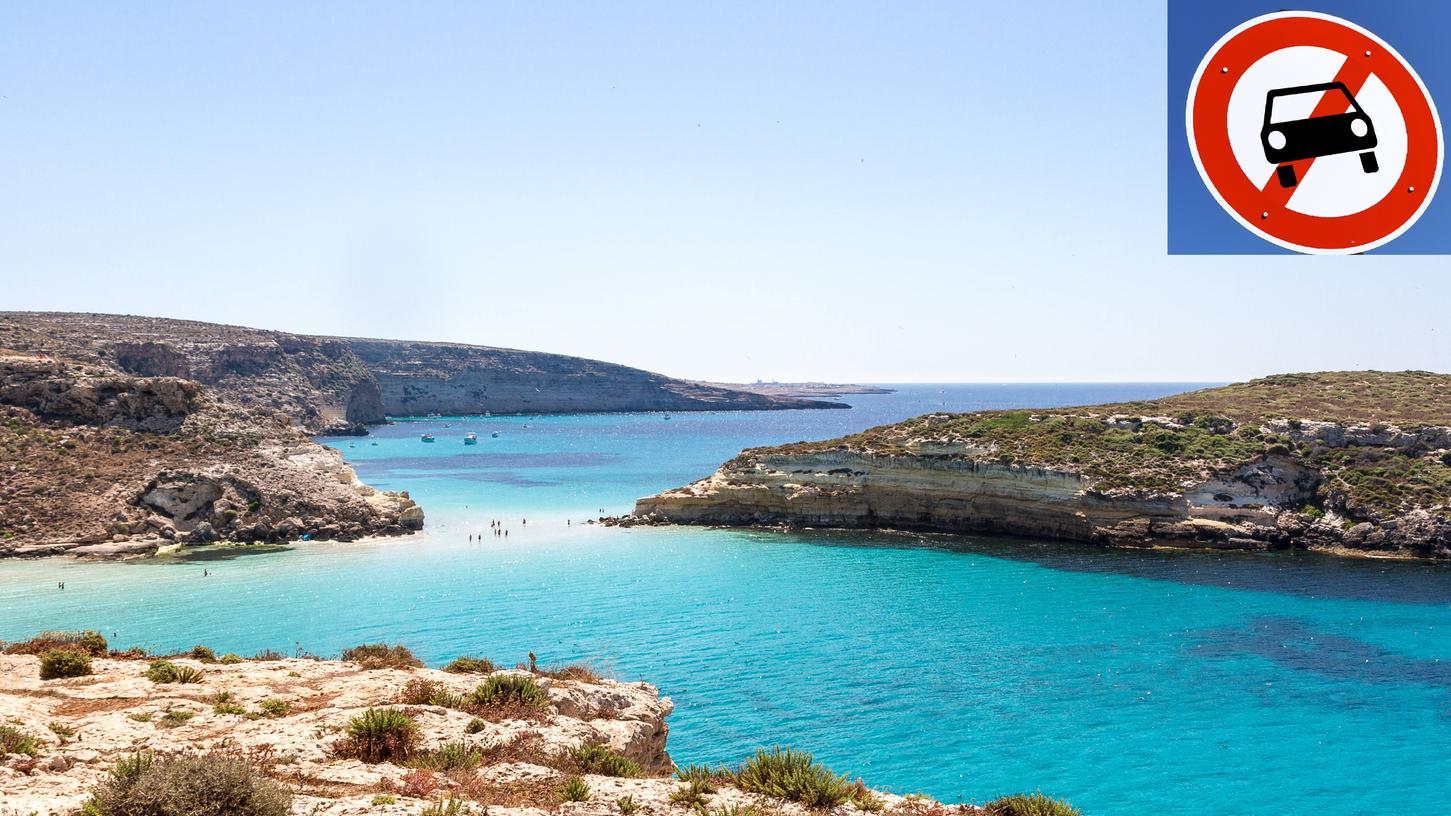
[0, 313, 845, 434]
[632, 372, 1451, 559]
[0, 639, 1004, 815]
[0, 352, 422, 558]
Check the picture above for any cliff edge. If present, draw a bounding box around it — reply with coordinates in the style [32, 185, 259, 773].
[632, 372, 1451, 559]
[0, 351, 422, 558]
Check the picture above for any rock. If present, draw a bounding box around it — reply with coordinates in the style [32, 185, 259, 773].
[187, 522, 217, 543]
[1, 651, 928, 816]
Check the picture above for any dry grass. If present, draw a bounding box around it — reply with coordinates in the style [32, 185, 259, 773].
[340, 643, 423, 670]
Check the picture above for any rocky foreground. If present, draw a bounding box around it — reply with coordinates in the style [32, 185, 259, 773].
[632, 372, 1451, 559]
[0, 351, 421, 558]
[0, 637, 1033, 816]
[0, 313, 844, 435]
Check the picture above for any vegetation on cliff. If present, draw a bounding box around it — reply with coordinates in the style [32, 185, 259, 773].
[749, 372, 1451, 517]
[0, 634, 1075, 815]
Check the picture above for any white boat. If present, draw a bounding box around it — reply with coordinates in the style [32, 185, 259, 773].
[420, 433, 435, 443]
[464, 433, 477, 445]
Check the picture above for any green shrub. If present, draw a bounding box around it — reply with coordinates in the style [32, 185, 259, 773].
[145, 660, 179, 683]
[342, 643, 423, 669]
[444, 656, 495, 674]
[558, 776, 591, 803]
[464, 717, 486, 734]
[616, 796, 640, 815]
[5, 630, 108, 656]
[411, 741, 482, 772]
[159, 709, 195, 728]
[575, 743, 641, 777]
[48, 721, 76, 743]
[338, 707, 419, 763]
[469, 674, 546, 709]
[400, 678, 465, 708]
[734, 747, 852, 807]
[0, 724, 40, 756]
[676, 764, 730, 785]
[259, 698, 291, 718]
[190, 645, 217, 662]
[669, 778, 714, 810]
[213, 701, 248, 716]
[709, 807, 764, 816]
[40, 648, 93, 679]
[145, 660, 202, 684]
[79, 752, 290, 816]
[372, 793, 397, 805]
[983, 793, 1081, 816]
[219, 653, 243, 665]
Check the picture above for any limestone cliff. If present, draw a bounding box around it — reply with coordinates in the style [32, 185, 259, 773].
[632, 372, 1451, 559]
[0, 352, 422, 558]
[0, 313, 845, 434]
[0, 641, 980, 815]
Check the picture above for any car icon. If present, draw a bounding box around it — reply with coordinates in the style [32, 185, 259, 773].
[1261, 82, 1379, 188]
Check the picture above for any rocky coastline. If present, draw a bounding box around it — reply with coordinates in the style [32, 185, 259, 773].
[0, 351, 421, 559]
[631, 373, 1451, 559]
[0, 633, 1044, 816]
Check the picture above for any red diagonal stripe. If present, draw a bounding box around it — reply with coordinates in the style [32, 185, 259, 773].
[1260, 55, 1374, 210]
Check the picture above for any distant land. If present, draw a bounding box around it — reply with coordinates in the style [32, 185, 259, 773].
[0, 313, 847, 436]
[705, 382, 896, 399]
[631, 372, 1451, 560]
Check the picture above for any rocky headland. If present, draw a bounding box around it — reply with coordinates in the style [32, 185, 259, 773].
[631, 372, 1451, 559]
[0, 313, 846, 435]
[0, 311, 855, 558]
[0, 351, 421, 558]
[0, 633, 1054, 816]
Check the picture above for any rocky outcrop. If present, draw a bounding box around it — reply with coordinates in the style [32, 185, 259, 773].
[0, 352, 421, 558]
[634, 373, 1451, 559]
[0, 651, 675, 815]
[0, 313, 844, 433]
[0, 647, 938, 816]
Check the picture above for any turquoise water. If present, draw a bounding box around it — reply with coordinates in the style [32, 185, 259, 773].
[4, 384, 1451, 814]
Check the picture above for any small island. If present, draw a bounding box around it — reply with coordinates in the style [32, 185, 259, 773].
[631, 372, 1451, 559]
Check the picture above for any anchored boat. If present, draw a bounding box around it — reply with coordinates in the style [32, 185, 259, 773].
[464, 433, 477, 445]
[420, 433, 435, 443]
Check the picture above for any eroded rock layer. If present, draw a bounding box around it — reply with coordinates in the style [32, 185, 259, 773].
[1, 352, 421, 558]
[634, 373, 1451, 559]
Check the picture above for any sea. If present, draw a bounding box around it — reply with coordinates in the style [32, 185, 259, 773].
[3, 384, 1450, 815]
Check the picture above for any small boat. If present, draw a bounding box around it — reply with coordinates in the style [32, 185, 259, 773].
[464, 433, 477, 445]
[420, 433, 435, 443]
[664, 415, 672, 421]
[491, 431, 500, 438]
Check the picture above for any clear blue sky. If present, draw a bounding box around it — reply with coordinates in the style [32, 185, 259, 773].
[3, 1, 1447, 383]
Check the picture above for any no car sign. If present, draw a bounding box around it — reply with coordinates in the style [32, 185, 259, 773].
[1186, 11, 1443, 254]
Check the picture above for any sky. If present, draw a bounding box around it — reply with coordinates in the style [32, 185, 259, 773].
[2, 1, 1448, 384]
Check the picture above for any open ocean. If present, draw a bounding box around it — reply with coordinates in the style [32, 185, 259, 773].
[4, 384, 1450, 815]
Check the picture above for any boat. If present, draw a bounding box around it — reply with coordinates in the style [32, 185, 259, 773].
[420, 434, 435, 443]
[491, 432, 500, 438]
[664, 415, 672, 421]
[464, 433, 477, 445]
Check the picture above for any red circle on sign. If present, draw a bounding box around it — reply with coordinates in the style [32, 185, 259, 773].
[1186, 11, 1443, 254]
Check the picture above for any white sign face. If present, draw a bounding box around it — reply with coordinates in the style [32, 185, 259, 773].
[1186, 11, 1442, 254]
